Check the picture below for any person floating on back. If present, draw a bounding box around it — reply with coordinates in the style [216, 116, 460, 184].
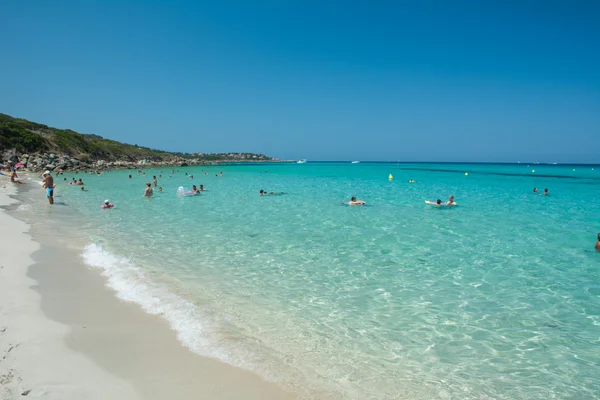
[260, 189, 286, 196]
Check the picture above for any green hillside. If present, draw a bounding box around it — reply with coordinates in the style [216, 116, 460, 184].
[0, 113, 273, 162]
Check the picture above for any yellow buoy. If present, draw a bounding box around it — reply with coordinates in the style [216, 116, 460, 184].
[388, 174, 393, 180]
[464, 172, 468, 176]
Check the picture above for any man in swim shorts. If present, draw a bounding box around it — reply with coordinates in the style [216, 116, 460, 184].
[42, 171, 55, 205]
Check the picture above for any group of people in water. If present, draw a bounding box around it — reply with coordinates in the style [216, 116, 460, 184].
[5, 165, 599, 250]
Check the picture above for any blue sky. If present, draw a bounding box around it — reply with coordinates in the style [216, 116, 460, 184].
[1, 1, 599, 162]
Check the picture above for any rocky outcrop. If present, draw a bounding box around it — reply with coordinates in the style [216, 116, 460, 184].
[0, 151, 218, 172]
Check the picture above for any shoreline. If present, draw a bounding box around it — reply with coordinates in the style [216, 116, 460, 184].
[0, 177, 295, 400]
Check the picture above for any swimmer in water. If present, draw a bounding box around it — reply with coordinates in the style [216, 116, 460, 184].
[144, 182, 153, 197]
[596, 233, 600, 251]
[533, 187, 538, 193]
[199, 185, 205, 191]
[153, 176, 157, 187]
[345, 196, 366, 205]
[436, 199, 442, 205]
[192, 185, 199, 194]
[446, 195, 455, 206]
[80, 186, 87, 191]
[128, 174, 132, 179]
[158, 187, 163, 193]
[543, 188, 549, 196]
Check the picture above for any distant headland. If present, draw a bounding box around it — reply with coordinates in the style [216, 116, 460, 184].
[0, 113, 283, 171]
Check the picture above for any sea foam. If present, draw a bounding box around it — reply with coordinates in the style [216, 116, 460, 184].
[81, 243, 228, 360]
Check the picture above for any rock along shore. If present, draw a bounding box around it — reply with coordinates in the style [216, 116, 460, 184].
[1, 150, 289, 173]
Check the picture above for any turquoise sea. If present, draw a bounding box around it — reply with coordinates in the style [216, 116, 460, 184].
[19, 162, 600, 399]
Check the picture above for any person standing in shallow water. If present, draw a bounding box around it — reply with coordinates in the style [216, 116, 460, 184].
[153, 175, 157, 187]
[144, 183, 153, 197]
[42, 171, 55, 205]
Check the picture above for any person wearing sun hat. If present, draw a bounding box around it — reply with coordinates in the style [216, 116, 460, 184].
[42, 170, 55, 205]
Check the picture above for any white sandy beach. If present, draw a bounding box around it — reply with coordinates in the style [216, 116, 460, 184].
[0, 175, 295, 400]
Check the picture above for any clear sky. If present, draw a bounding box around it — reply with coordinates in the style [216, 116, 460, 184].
[1, 1, 599, 162]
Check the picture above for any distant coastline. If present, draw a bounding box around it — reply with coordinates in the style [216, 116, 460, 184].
[0, 112, 282, 172]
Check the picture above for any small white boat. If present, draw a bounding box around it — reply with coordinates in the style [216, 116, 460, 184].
[351, 161, 360, 164]
[297, 159, 307, 164]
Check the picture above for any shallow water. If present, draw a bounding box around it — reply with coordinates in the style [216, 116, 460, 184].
[18, 163, 600, 399]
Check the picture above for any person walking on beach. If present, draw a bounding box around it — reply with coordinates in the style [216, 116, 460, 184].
[42, 171, 55, 205]
[144, 182, 153, 197]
